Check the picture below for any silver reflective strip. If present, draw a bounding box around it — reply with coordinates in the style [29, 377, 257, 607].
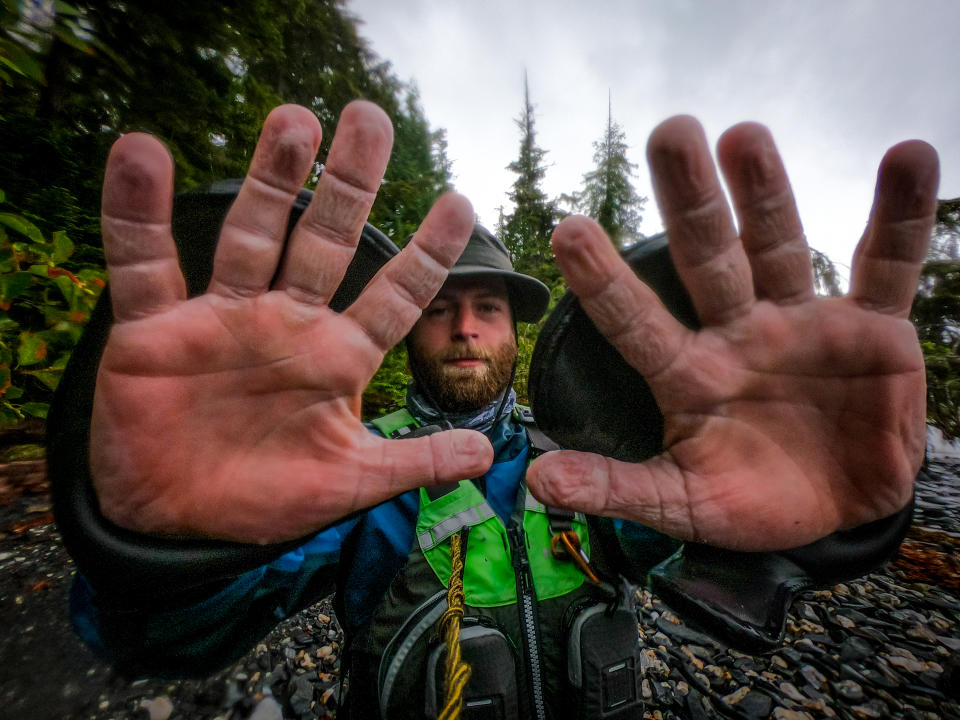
[524, 493, 545, 513]
[379, 590, 447, 717]
[524, 492, 587, 524]
[418, 502, 496, 551]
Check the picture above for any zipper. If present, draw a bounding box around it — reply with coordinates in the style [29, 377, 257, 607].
[508, 523, 547, 720]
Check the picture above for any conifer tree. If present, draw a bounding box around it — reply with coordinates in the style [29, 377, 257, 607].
[497, 73, 557, 284]
[912, 197, 960, 440]
[810, 248, 843, 297]
[0, 0, 457, 420]
[370, 87, 454, 245]
[571, 95, 645, 247]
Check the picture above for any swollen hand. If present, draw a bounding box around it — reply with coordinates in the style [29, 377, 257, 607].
[91, 103, 492, 543]
[527, 117, 939, 551]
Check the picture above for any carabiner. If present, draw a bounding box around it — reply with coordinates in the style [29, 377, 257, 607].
[550, 530, 601, 584]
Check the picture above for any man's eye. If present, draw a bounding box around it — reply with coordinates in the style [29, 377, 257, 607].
[425, 306, 448, 317]
[480, 303, 502, 314]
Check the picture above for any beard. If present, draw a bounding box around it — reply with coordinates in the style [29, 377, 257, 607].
[407, 335, 518, 414]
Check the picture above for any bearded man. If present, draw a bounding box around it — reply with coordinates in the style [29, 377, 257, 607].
[50, 101, 939, 720]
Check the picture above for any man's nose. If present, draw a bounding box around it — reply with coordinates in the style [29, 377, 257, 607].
[451, 307, 479, 339]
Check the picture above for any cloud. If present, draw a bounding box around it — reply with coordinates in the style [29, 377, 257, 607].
[349, 0, 960, 265]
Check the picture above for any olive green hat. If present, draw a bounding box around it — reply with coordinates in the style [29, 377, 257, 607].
[447, 224, 550, 324]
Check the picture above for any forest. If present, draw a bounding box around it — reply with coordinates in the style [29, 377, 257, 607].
[1, 0, 957, 440]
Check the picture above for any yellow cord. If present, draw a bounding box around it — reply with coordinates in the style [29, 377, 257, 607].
[438, 531, 471, 720]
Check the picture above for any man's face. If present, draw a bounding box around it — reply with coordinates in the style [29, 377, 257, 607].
[407, 276, 517, 413]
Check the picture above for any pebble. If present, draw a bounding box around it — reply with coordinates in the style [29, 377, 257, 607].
[248, 697, 283, 720]
[13, 460, 955, 720]
[622, 461, 960, 720]
[772, 709, 814, 720]
[139, 696, 174, 720]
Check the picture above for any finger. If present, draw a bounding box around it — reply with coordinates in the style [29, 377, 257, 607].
[717, 123, 814, 304]
[101, 133, 186, 321]
[647, 116, 754, 325]
[552, 216, 689, 378]
[274, 100, 394, 304]
[851, 140, 939, 316]
[208, 105, 322, 298]
[344, 193, 475, 352]
[355, 429, 494, 507]
[526, 450, 697, 540]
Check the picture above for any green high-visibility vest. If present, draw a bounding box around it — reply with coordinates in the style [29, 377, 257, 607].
[370, 406, 591, 606]
[416, 480, 590, 606]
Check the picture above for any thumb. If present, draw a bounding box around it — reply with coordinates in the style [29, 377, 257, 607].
[369, 428, 494, 498]
[526, 450, 616, 516]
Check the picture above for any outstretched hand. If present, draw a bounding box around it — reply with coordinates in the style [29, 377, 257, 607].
[526, 117, 939, 552]
[91, 103, 492, 543]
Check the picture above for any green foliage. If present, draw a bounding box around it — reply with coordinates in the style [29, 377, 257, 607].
[567, 100, 646, 247]
[921, 340, 960, 442]
[931, 197, 959, 259]
[0, 190, 106, 426]
[497, 74, 558, 287]
[0, 0, 98, 90]
[370, 88, 453, 246]
[912, 198, 960, 441]
[362, 344, 410, 421]
[0, 0, 457, 425]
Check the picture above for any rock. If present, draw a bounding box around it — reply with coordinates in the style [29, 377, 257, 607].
[832, 679, 865, 702]
[778, 682, 806, 703]
[850, 699, 890, 719]
[799, 665, 827, 691]
[287, 673, 315, 715]
[887, 653, 927, 673]
[839, 636, 874, 663]
[772, 709, 814, 720]
[138, 696, 174, 720]
[746, 693, 776, 718]
[940, 653, 960, 700]
[248, 696, 284, 720]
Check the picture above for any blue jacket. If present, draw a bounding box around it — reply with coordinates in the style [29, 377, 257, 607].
[69, 401, 676, 676]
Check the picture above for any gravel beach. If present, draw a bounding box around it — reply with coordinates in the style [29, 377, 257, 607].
[1, 457, 958, 720]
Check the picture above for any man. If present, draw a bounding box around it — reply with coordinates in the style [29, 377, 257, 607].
[51, 101, 939, 718]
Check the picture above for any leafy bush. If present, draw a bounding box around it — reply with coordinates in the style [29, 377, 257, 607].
[0, 189, 106, 426]
[921, 341, 960, 442]
[362, 343, 410, 421]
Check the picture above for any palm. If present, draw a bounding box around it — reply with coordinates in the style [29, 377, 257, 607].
[527, 117, 939, 551]
[91, 104, 492, 543]
[651, 298, 923, 548]
[94, 295, 373, 541]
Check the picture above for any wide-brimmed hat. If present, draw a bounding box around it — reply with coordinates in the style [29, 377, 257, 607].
[446, 224, 550, 324]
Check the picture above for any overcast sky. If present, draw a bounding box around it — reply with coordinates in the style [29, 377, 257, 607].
[346, 0, 959, 280]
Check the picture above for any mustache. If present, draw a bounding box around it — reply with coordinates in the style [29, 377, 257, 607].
[440, 343, 494, 361]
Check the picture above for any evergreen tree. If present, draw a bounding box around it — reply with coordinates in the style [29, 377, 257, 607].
[912, 197, 960, 441]
[572, 96, 646, 247]
[0, 0, 450, 247]
[370, 87, 453, 246]
[497, 73, 557, 285]
[0, 0, 457, 422]
[810, 248, 843, 297]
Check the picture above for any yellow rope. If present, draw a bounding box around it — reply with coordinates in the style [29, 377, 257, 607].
[438, 531, 471, 720]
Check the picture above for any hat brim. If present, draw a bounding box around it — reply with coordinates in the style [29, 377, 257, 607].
[173, 179, 398, 307]
[446, 265, 551, 324]
[528, 234, 698, 461]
